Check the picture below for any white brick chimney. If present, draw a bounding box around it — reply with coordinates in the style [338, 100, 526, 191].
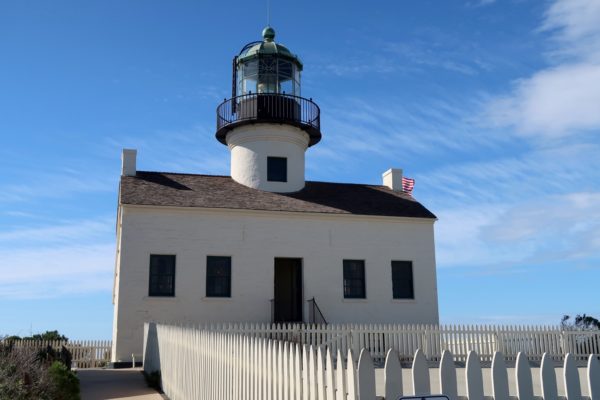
[382, 168, 403, 191]
[121, 149, 137, 176]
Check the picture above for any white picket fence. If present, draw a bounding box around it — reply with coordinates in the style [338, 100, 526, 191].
[156, 322, 600, 363]
[7, 339, 112, 368]
[143, 323, 600, 400]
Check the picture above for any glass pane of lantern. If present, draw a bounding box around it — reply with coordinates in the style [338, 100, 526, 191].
[237, 75, 244, 96]
[280, 80, 293, 95]
[243, 60, 258, 77]
[258, 74, 277, 93]
[243, 77, 257, 94]
[278, 59, 293, 78]
[259, 56, 277, 74]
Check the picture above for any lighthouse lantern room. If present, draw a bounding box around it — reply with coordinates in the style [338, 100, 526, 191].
[216, 27, 322, 193]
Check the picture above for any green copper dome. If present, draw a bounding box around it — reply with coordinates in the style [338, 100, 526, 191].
[262, 26, 275, 41]
[238, 26, 303, 70]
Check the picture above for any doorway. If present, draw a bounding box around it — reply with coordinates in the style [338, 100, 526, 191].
[273, 258, 303, 323]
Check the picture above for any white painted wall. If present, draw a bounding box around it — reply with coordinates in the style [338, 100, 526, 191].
[112, 205, 438, 362]
[227, 123, 310, 192]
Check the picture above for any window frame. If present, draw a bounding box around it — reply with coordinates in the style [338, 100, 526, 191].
[206, 256, 232, 298]
[148, 254, 176, 297]
[343, 259, 366, 299]
[267, 156, 288, 182]
[391, 260, 414, 300]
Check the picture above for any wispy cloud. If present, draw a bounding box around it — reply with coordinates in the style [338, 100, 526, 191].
[465, 0, 496, 8]
[486, 63, 600, 137]
[435, 192, 600, 270]
[541, 0, 600, 61]
[0, 170, 115, 204]
[0, 243, 114, 299]
[484, 0, 600, 138]
[309, 29, 492, 79]
[382, 41, 481, 76]
[419, 141, 600, 206]
[0, 218, 113, 245]
[104, 124, 230, 176]
[421, 0, 600, 274]
[2, 211, 36, 218]
[313, 94, 502, 166]
[0, 218, 115, 299]
[417, 135, 600, 271]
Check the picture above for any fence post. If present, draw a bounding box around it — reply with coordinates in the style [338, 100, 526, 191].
[334, 349, 345, 400]
[384, 349, 403, 400]
[412, 348, 429, 395]
[302, 345, 309, 400]
[439, 350, 457, 400]
[516, 352, 534, 400]
[491, 351, 509, 400]
[564, 353, 581, 400]
[357, 349, 375, 400]
[316, 347, 326, 400]
[325, 348, 335, 400]
[588, 354, 600, 400]
[540, 353, 558, 400]
[346, 349, 358, 400]
[466, 351, 484, 400]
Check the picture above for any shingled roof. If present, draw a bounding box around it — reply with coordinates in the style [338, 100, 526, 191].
[120, 171, 436, 219]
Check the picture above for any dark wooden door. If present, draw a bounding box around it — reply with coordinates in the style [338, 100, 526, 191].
[274, 258, 303, 322]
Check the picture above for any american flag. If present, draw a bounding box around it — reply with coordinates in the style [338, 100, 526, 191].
[402, 177, 415, 195]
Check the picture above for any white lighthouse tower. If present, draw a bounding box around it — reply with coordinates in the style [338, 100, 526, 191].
[215, 26, 321, 193]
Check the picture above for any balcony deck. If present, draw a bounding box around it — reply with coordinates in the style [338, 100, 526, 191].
[216, 93, 321, 146]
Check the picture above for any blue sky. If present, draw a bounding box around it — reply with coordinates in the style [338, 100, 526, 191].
[1, 0, 599, 339]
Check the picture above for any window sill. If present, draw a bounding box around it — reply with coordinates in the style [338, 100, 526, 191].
[342, 298, 368, 303]
[202, 297, 233, 302]
[143, 296, 179, 302]
[391, 298, 416, 303]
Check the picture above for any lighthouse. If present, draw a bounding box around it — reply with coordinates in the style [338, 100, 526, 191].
[111, 25, 439, 365]
[215, 26, 321, 193]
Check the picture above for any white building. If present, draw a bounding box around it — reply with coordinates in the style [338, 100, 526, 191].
[111, 27, 439, 364]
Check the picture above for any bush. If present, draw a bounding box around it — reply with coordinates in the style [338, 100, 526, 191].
[29, 330, 69, 342]
[36, 345, 73, 370]
[0, 345, 80, 400]
[48, 362, 80, 400]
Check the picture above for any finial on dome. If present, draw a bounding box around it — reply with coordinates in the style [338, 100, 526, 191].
[262, 26, 275, 41]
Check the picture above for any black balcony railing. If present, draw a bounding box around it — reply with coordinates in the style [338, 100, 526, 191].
[216, 93, 321, 146]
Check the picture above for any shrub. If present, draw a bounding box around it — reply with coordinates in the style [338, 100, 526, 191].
[48, 362, 80, 400]
[0, 346, 49, 400]
[28, 330, 69, 342]
[0, 345, 80, 400]
[36, 345, 73, 370]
